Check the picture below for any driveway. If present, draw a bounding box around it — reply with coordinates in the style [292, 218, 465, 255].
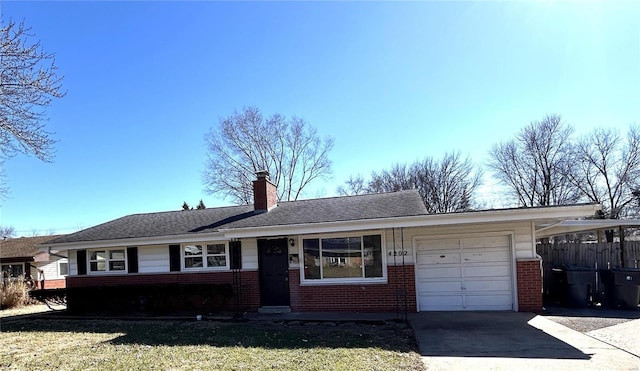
[409, 311, 640, 370]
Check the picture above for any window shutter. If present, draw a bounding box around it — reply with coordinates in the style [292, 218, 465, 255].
[127, 247, 138, 273]
[77, 250, 87, 275]
[230, 240, 242, 269]
[169, 245, 181, 272]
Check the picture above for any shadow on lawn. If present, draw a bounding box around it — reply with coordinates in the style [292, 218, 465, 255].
[0, 317, 417, 352]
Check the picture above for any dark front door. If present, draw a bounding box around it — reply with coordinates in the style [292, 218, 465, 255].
[258, 238, 290, 307]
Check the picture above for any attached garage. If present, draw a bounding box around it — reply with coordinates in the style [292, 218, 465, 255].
[415, 234, 514, 311]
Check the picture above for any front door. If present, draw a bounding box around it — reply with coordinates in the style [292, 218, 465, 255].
[258, 238, 290, 307]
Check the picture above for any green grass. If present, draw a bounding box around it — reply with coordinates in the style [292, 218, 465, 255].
[0, 318, 424, 370]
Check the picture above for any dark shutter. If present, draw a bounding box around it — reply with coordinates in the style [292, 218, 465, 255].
[77, 250, 87, 275]
[169, 244, 181, 272]
[230, 240, 242, 269]
[127, 247, 138, 273]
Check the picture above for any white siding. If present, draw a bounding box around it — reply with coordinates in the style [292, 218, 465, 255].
[35, 256, 68, 280]
[385, 228, 414, 265]
[138, 245, 170, 273]
[385, 220, 535, 265]
[69, 250, 78, 276]
[242, 238, 259, 270]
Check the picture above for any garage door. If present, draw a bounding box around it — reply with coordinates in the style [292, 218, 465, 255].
[415, 235, 513, 311]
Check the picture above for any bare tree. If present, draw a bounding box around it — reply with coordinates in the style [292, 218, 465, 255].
[0, 225, 15, 238]
[368, 163, 415, 194]
[413, 152, 481, 213]
[0, 158, 8, 199]
[203, 106, 334, 204]
[336, 174, 367, 196]
[363, 152, 482, 213]
[1, 20, 64, 162]
[488, 114, 581, 207]
[567, 125, 640, 219]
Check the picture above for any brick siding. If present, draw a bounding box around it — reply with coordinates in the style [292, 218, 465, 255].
[289, 265, 416, 312]
[516, 259, 543, 312]
[67, 270, 260, 312]
[39, 278, 66, 289]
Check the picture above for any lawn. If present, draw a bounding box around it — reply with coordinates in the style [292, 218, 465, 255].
[0, 316, 424, 370]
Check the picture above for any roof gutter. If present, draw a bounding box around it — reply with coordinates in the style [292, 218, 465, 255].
[221, 204, 602, 239]
[536, 219, 640, 238]
[39, 231, 226, 251]
[39, 203, 601, 248]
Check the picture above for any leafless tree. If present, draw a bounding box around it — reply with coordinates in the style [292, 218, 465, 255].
[0, 158, 8, 199]
[567, 125, 640, 219]
[368, 163, 415, 194]
[336, 174, 367, 196]
[363, 152, 482, 213]
[1, 20, 64, 162]
[203, 106, 334, 204]
[413, 152, 481, 213]
[488, 114, 581, 207]
[0, 225, 15, 238]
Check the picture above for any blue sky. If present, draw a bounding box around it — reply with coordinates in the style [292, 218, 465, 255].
[1, 1, 638, 236]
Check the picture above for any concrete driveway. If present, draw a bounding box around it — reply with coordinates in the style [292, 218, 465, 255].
[409, 311, 639, 370]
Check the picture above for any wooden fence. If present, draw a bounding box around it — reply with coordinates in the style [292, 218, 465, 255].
[537, 242, 640, 298]
[537, 242, 640, 270]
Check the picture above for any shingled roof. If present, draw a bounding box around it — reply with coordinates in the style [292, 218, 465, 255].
[0, 235, 62, 259]
[47, 190, 427, 244]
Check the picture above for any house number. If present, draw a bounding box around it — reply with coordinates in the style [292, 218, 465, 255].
[388, 251, 408, 256]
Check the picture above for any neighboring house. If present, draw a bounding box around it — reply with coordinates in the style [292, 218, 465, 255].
[1, 235, 68, 289]
[43, 172, 600, 314]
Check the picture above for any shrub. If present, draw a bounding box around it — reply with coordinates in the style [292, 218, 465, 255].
[1, 277, 37, 309]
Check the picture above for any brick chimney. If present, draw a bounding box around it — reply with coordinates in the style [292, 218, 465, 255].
[253, 171, 277, 211]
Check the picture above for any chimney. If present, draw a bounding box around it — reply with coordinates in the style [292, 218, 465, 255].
[253, 171, 277, 211]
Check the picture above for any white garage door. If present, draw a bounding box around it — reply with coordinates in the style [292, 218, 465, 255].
[415, 235, 513, 311]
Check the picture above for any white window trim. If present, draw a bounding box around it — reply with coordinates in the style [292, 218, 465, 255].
[58, 259, 69, 277]
[298, 230, 387, 286]
[181, 242, 230, 271]
[87, 248, 127, 274]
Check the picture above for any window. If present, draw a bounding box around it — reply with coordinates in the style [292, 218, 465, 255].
[89, 249, 126, 272]
[302, 234, 383, 281]
[1, 263, 24, 280]
[183, 243, 227, 269]
[58, 260, 69, 276]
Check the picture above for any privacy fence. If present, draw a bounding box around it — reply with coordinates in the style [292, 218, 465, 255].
[537, 242, 640, 298]
[537, 242, 640, 270]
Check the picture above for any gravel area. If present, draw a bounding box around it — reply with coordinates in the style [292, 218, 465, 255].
[543, 305, 640, 333]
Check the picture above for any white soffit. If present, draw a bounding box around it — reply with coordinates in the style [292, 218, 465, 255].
[536, 219, 640, 238]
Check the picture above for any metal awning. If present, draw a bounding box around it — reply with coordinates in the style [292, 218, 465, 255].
[536, 219, 640, 238]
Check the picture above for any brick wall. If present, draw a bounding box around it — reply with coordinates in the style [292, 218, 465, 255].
[516, 259, 543, 312]
[289, 265, 416, 312]
[67, 270, 260, 312]
[39, 278, 66, 289]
